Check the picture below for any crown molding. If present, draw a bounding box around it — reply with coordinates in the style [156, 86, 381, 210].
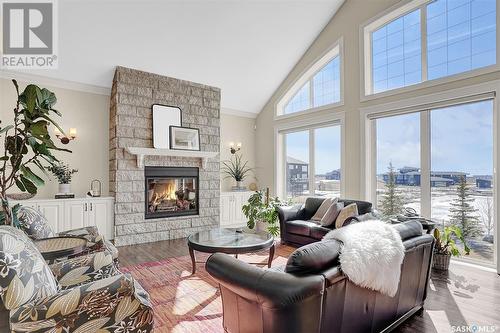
[0, 70, 111, 96]
[220, 107, 258, 119]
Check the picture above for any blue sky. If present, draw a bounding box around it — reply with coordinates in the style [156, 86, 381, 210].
[377, 100, 493, 176]
[286, 126, 341, 175]
[286, 100, 493, 177]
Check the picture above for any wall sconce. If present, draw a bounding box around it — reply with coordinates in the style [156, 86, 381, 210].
[54, 127, 77, 144]
[229, 142, 242, 154]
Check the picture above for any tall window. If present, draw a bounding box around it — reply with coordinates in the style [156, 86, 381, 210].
[427, 0, 496, 79]
[372, 9, 422, 93]
[430, 100, 494, 264]
[376, 113, 421, 213]
[284, 56, 341, 115]
[283, 124, 341, 201]
[364, 0, 496, 95]
[372, 99, 495, 266]
[279, 41, 343, 116]
[285, 131, 309, 199]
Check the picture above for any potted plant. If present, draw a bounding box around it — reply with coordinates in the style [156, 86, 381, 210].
[0, 80, 70, 226]
[221, 153, 252, 190]
[47, 163, 78, 194]
[242, 188, 288, 236]
[432, 226, 470, 271]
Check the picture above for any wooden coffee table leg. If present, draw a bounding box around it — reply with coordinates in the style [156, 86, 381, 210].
[267, 243, 275, 268]
[189, 246, 196, 274]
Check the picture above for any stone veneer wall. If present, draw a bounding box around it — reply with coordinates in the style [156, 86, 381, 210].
[109, 66, 220, 246]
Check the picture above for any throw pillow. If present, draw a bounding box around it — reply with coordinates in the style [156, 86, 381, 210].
[320, 202, 344, 227]
[311, 197, 336, 221]
[17, 206, 55, 239]
[335, 203, 359, 229]
[0, 226, 58, 310]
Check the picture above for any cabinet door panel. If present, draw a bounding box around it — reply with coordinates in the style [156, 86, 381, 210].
[88, 200, 113, 240]
[220, 195, 232, 227]
[37, 202, 64, 233]
[64, 202, 86, 231]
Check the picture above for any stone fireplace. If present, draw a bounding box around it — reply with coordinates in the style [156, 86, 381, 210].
[145, 166, 199, 219]
[109, 66, 220, 246]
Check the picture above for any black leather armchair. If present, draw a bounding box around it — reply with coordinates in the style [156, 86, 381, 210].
[206, 221, 434, 333]
[278, 197, 373, 246]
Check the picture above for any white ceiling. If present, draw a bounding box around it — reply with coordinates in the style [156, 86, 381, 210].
[8, 0, 344, 115]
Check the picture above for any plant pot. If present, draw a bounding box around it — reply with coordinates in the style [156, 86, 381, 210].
[255, 220, 267, 233]
[58, 183, 71, 194]
[432, 253, 451, 271]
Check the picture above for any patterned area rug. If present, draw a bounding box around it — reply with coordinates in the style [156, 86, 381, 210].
[121, 244, 293, 333]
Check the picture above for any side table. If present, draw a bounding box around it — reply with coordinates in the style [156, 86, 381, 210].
[34, 236, 88, 261]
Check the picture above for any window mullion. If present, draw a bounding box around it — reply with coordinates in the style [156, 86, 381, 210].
[309, 128, 315, 195]
[309, 79, 314, 109]
[420, 5, 428, 82]
[420, 110, 431, 218]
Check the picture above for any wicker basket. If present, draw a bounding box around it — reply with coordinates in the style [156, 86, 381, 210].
[432, 253, 451, 271]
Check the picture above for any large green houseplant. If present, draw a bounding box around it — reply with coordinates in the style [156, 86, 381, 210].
[242, 189, 287, 236]
[432, 226, 470, 271]
[0, 80, 70, 226]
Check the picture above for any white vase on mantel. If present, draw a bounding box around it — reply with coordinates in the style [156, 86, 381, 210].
[58, 183, 71, 194]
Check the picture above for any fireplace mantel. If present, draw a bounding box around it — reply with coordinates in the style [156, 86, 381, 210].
[126, 147, 219, 169]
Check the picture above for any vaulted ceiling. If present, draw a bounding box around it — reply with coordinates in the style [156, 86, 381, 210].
[7, 0, 344, 115]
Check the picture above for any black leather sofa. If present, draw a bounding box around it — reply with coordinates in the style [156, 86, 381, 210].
[278, 197, 373, 246]
[206, 221, 434, 333]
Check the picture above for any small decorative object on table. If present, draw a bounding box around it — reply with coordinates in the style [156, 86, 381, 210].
[169, 125, 200, 151]
[47, 162, 78, 198]
[222, 153, 252, 191]
[87, 179, 101, 197]
[242, 187, 288, 236]
[390, 207, 436, 234]
[432, 226, 470, 271]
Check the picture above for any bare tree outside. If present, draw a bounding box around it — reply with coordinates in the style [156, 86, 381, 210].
[478, 197, 494, 242]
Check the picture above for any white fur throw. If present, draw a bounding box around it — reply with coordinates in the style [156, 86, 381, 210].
[323, 220, 404, 297]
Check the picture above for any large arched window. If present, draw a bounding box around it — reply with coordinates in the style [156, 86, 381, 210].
[277, 39, 343, 117]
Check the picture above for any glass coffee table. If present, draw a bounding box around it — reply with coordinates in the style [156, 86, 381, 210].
[187, 228, 275, 274]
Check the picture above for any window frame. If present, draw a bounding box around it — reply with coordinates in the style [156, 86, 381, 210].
[360, 79, 500, 272]
[274, 111, 346, 200]
[360, 0, 500, 101]
[275, 38, 344, 120]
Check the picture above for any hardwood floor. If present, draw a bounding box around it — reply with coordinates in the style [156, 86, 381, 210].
[118, 239, 500, 333]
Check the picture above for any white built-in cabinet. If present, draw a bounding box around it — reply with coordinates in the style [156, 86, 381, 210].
[11, 197, 114, 240]
[220, 191, 252, 228]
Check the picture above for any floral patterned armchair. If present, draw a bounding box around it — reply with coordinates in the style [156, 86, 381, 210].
[0, 226, 154, 332]
[17, 206, 119, 264]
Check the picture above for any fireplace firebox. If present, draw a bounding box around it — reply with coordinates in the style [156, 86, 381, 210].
[145, 166, 199, 219]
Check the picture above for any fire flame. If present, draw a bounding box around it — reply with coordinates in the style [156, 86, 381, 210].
[161, 183, 177, 200]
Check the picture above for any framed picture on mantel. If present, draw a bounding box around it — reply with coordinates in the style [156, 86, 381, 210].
[169, 126, 201, 151]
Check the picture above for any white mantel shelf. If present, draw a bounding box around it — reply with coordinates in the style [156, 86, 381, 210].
[126, 147, 219, 169]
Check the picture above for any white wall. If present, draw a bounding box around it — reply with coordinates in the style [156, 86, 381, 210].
[0, 77, 110, 199]
[220, 114, 257, 191]
[255, 0, 500, 199]
[1, 76, 257, 198]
